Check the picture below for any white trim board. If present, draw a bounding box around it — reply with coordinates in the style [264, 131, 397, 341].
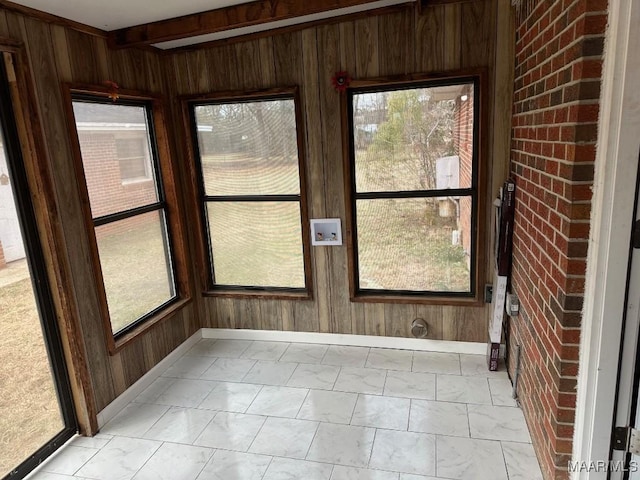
[201, 328, 487, 355]
[96, 330, 202, 429]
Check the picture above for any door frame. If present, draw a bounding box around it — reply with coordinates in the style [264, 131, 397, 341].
[0, 50, 78, 479]
[572, 0, 640, 477]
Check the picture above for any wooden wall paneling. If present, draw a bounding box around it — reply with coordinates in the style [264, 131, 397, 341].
[0, 10, 9, 35]
[354, 16, 379, 78]
[171, 52, 195, 94]
[384, 303, 417, 337]
[108, 353, 126, 399]
[317, 24, 351, 334]
[214, 297, 236, 328]
[65, 28, 100, 85]
[442, 305, 486, 341]
[350, 302, 365, 335]
[298, 27, 325, 333]
[378, 10, 414, 76]
[442, 4, 462, 70]
[364, 303, 385, 336]
[259, 299, 282, 330]
[338, 21, 356, 71]
[92, 37, 110, 81]
[234, 40, 262, 90]
[191, 49, 211, 93]
[258, 36, 276, 87]
[204, 46, 232, 90]
[21, 16, 116, 411]
[234, 299, 262, 330]
[273, 32, 303, 86]
[143, 50, 164, 93]
[416, 304, 444, 339]
[415, 6, 445, 72]
[50, 25, 72, 82]
[461, 0, 496, 68]
[281, 300, 295, 331]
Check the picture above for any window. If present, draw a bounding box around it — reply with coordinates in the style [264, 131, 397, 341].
[188, 89, 310, 294]
[115, 136, 151, 182]
[70, 94, 179, 340]
[346, 76, 481, 300]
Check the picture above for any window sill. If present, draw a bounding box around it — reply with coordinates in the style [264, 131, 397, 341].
[352, 291, 484, 307]
[203, 289, 312, 301]
[110, 297, 192, 354]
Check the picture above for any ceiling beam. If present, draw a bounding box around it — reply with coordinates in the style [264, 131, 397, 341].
[108, 0, 406, 49]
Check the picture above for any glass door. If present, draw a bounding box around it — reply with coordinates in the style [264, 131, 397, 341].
[0, 55, 76, 479]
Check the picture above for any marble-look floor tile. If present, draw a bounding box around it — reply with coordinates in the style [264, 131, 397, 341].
[412, 352, 460, 375]
[468, 404, 530, 442]
[154, 378, 218, 408]
[488, 378, 517, 407]
[197, 450, 272, 480]
[101, 403, 170, 437]
[132, 443, 213, 480]
[242, 360, 298, 386]
[436, 375, 491, 404]
[198, 381, 262, 413]
[263, 458, 333, 480]
[409, 400, 469, 437]
[41, 446, 98, 475]
[334, 367, 386, 395]
[133, 377, 174, 404]
[185, 339, 218, 357]
[76, 437, 161, 480]
[246, 385, 309, 417]
[207, 339, 252, 358]
[26, 473, 87, 480]
[69, 434, 113, 449]
[330, 466, 399, 480]
[502, 441, 543, 480]
[297, 389, 358, 424]
[142, 407, 215, 444]
[322, 345, 370, 367]
[306, 423, 375, 467]
[287, 363, 340, 390]
[436, 435, 507, 480]
[200, 358, 256, 382]
[351, 394, 410, 430]
[249, 416, 319, 458]
[366, 348, 413, 371]
[369, 429, 435, 476]
[241, 341, 290, 361]
[399, 475, 439, 480]
[281, 343, 328, 364]
[460, 354, 506, 377]
[161, 355, 216, 379]
[383, 371, 435, 400]
[194, 412, 266, 451]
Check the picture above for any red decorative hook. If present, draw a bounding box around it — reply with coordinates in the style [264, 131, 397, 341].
[103, 80, 120, 101]
[331, 71, 352, 92]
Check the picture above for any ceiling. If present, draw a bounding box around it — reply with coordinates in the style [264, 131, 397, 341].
[7, 0, 414, 49]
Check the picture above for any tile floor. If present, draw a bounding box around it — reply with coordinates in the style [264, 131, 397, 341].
[28, 339, 544, 480]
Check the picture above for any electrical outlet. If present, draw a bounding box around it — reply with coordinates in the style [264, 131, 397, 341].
[484, 284, 493, 303]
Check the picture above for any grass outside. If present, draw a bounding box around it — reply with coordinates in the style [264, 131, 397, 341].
[0, 275, 63, 478]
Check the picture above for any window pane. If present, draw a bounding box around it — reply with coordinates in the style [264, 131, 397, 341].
[208, 202, 305, 288]
[352, 84, 474, 193]
[72, 101, 158, 218]
[356, 198, 471, 292]
[95, 210, 175, 334]
[194, 99, 300, 196]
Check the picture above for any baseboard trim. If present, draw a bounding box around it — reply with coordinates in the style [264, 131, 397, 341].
[201, 328, 487, 355]
[96, 330, 203, 429]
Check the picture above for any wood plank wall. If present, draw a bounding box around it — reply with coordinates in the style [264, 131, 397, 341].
[166, 0, 514, 342]
[0, 8, 200, 413]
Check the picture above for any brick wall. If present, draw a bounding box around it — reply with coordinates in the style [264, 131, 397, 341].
[0, 239, 5, 269]
[508, 1, 607, 479]
[78, 131, 157, 239]
[455, 85, 474, 265]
